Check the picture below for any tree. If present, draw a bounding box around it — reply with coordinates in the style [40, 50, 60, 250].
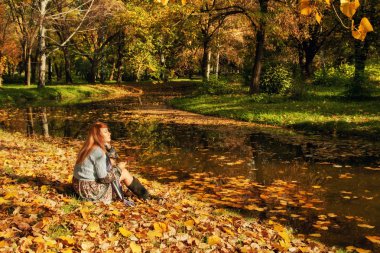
[0, 3, 21, 85]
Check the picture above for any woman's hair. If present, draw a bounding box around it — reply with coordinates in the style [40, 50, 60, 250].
[75, 122, 108, 165]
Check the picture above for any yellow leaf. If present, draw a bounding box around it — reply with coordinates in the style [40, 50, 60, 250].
[207, 235, 221, 245]
[119, 227, 133, 237]
[0, 197, 10, 205]
[162, 0, 169, 5]
[184, 219, 194, 230]
[41, 185, 49, 193]
[366, 235, 380, 244]
[61, 249, 73, 253]
[355, 248, 372, 253]
[130, 242, 142, 253]
[279, 239, 291, 249]
[33, 237, 45, 244]
[324, 0, 331, 6]
[153, 222, 168, 232]
[181, 0, 186, 5]
[58, 236, 75, 245]
[340, 0, 360, 18]
[222, 227, 235, 236]
[300, 0, 313, 15]
[147, 230, 162, 239]
[316, 12, 322, 24]
[278, 230, 291, 243]
[309, 233, 321, 237]
[87, 222, 100, 232]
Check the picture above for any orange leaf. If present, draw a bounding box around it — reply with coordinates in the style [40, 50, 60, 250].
[366, 235, 380, 244]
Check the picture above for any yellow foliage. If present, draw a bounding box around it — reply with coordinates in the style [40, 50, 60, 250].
[154, 222, 168, 232]
[300, 0, 313, 15]
[130, 242, 142, 253]
[340, 0, 360, 18]
[58, 236, 75, 245]
[207, 235, 221, 245]
[352, 18, 374, 41]
[147, 230, 162, 239]
[119, 227, 133, 237]
[315, 12, 322, 24]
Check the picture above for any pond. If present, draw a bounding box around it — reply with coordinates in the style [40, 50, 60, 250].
[1, 92, 379, 251]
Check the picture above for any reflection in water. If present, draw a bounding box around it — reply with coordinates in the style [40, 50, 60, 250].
[24, 107, 50, 138]
[1, 104, 380, 251]
[40, 107, 49, 138]
[25, 107, 34, 137]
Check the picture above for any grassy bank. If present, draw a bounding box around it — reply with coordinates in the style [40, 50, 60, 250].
[0, 129, 336, 252]
[0, 84, 129, 107]
[169, 86, 380, 139]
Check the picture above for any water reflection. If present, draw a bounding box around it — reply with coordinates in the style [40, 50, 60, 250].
[24, 107, 50, 137]
[0, 104, 380, 251]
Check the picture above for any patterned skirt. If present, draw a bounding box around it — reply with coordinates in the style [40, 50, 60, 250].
[72, 168, 121, 204]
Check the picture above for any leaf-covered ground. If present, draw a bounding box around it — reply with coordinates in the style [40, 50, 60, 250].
[0, 130, 337, 252]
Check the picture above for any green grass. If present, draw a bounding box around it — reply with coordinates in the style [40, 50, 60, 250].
[0, 84, 116, 107]
[170, 85, 380, 139]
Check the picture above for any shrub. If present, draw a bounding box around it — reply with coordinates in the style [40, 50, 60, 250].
[259, 65, 293, 95]
[195, 76, 238, 95]
[313, 64, 354, 87]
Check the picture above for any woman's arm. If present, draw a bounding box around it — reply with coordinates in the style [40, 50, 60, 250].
[91, 147, 116, 184]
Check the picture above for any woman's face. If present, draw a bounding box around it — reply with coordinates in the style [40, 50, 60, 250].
[100, 127, 111, 143]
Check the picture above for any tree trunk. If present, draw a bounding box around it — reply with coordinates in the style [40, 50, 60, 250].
[249, 27, 265, 94]
[201, 38, 211, 81]
[48, 57, 52, 84]
[88, 59, 98, 83]
[62, 47, 73, 83]
[249, 0, 268, 94]
[38, 0, 48, 88]
[31, 52, 37, 84]
[24, 46, 32, 86]
[55, 63, 62, 81]
[206, 49, 211, 81]
[349, 39, 370, 97]
[109, 59, 115, 81]
[215, 49, 220, 79]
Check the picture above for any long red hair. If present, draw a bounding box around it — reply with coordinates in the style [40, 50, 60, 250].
[75, 122, 108, 165]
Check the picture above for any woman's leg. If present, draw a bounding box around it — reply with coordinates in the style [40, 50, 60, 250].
[120, 168, 150, 200]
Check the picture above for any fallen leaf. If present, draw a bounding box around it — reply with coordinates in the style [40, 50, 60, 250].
[208, 235, 221, 245]
[130, 242, 142, 253]
[119, 227, 133, 237]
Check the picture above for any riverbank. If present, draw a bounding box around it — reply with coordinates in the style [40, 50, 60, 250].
[0, 84, 132, 107]
[0, 129, 339, 252]
[169, 85, 380, 140]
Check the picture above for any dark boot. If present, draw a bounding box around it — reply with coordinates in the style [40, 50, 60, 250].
[128, 177, 150, 200]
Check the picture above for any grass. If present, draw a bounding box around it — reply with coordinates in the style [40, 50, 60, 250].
[169, 85, 380, 139]
[0, 84, 126, 107]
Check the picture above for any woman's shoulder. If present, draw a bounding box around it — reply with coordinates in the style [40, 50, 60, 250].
[90, 146, 106, 158]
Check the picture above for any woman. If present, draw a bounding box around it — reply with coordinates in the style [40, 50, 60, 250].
[73, 122, 150, 204]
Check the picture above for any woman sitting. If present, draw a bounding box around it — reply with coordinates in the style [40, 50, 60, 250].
[72, 121, 150, 204]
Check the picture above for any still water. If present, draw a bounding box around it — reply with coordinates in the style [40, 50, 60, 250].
[1, 96, 379, 251]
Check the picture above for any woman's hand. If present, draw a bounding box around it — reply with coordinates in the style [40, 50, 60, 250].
[118, 162, 127, 170]
[119, 168, 133, 185]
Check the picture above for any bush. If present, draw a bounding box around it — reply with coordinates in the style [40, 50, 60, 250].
[313, 64, 354, 87]
[259, 65, 293, 95]
[3, 74, 24, 84]
[195, 76, 238, 95]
